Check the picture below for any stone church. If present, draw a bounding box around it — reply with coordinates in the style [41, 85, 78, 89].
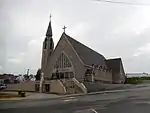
[35, 18, 126, 94]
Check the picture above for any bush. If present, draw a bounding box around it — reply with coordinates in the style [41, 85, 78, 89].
[18, 91, 26, 97]
[20, 92, 26, 97]
[125, 77, 143, 84]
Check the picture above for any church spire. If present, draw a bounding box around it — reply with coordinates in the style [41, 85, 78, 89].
[46, 14, 52, 37]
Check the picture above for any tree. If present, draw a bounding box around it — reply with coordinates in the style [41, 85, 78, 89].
[35, 69, 41, 80]
[23, 74, 29, 80]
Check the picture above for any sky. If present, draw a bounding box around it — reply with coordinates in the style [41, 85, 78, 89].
[0, 0, 150, 75]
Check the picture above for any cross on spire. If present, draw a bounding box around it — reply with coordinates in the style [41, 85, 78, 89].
[49, 14, 52, 21]
[62, 26, 67, 33]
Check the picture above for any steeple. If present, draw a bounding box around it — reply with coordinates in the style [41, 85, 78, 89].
[46, 15, 52, 37]
[41, 15, 54, 71]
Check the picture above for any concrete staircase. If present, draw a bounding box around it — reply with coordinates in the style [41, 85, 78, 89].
[49, 80, 67, 94]
[60, 78, 87, 94]
[72, 78, 87, 93]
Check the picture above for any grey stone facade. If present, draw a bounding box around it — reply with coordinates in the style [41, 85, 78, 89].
[44, 34, 86, 81]
[41, 19, 126, 85]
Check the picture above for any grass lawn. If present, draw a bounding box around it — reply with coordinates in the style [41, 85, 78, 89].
[0, 92, 20, 99]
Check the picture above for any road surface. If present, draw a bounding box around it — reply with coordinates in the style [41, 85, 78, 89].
[1, 86, 150, 113]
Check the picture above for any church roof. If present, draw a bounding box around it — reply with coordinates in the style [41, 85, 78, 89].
[106, 58, 122, 73]
[63, 33, 107, 66]
[46, 21, 52, 37]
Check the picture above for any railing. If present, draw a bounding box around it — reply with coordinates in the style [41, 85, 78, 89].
[72, 78, 87, 93]
[50, 80, 67, 94]
[58, 80, 67, 93]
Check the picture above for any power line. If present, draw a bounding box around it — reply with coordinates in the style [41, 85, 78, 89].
[93, 0, 150, 6]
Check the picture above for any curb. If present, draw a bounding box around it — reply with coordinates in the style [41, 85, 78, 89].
[1, 85, 148, 101]
[2, 89, 129, 102]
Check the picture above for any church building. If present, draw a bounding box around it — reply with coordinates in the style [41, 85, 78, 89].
[35, 18, 126, 94]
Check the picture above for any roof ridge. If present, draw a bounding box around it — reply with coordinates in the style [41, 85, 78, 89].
[62, 33, 85, 65]
[106, 58, 121, 61]
[64, 33, 105, 58]
[63, 33, 106, 66]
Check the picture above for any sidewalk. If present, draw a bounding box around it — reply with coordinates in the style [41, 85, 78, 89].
[1, 84, 149, 101]
[0, 92, 60, 101]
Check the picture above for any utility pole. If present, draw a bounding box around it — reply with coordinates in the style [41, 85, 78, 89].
[27, 69, 30, 76]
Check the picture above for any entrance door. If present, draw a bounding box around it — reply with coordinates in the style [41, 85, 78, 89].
[35, 84, 40, 92]
[45, 84, 50, 92]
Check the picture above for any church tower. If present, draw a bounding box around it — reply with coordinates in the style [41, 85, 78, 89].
[41, 17, 54, 71]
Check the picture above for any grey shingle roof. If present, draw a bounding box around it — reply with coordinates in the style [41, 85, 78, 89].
[106, 58, 122, 73]
[63, 33, 107, 66]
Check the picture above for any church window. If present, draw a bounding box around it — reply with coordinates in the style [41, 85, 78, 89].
[64, 55, 66, 67]
[60, 72, 64, 79]
[61, 53, 63, 68]
[50, 38, 53, 49]
[69, 72, 74, 78]
[54, 52, 72, 68]
[44, 38, 47, 49]
[65, 72, 69, 79]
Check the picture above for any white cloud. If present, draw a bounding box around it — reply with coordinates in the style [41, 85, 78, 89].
[112, 6, 150, 36]
[68, 22, 89, 36]
[7, 57, 22, 64]
[0, 66, 2, 70]
[28, 39, 37, 45]
[1, 0, 150, 74]
[19, 52, 26, 56]
[133, 43, 150, 57]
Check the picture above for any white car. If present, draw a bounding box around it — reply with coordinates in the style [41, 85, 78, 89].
[0, 84, 7, 90]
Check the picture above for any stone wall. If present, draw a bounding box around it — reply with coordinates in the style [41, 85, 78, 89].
[94, 69, 112, 83]
[6, 81, 35, 91]
[50, 80, 66, 94]
[44, 35, 86, 81]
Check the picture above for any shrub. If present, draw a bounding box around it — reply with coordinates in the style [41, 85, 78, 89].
[125, 77, 143, 84]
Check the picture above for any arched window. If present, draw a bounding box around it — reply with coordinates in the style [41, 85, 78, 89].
[50, 38, 54, 49]
[54, 52, 72, 68]
[44, 38, 47, 49]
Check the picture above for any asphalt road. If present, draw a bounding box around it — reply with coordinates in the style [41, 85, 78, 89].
[1, 86, 150, 113]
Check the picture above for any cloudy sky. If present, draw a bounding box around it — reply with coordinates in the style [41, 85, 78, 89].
[0, 0, 150, 75]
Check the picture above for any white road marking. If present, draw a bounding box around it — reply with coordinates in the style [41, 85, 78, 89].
[76, 104, 106, 110]
[68, 97, 75, 99]
[63, 97, 77, 102]
[135, 101, 150, 104]
[75, 108, 98, 113]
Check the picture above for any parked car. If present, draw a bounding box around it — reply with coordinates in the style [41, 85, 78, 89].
[0, 84, 7, 90]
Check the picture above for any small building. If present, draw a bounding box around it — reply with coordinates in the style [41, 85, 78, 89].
[0, 74, 15, 84]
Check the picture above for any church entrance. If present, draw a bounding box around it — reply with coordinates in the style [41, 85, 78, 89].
[51, 72, 74, 80]
[51, 52, 76, 94]
[35, 84, 40, 92]
[45, 84, 50, 92]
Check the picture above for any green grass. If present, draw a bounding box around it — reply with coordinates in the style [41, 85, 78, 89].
[125, 76, 150, 84]
[0, 92, 20, 98]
